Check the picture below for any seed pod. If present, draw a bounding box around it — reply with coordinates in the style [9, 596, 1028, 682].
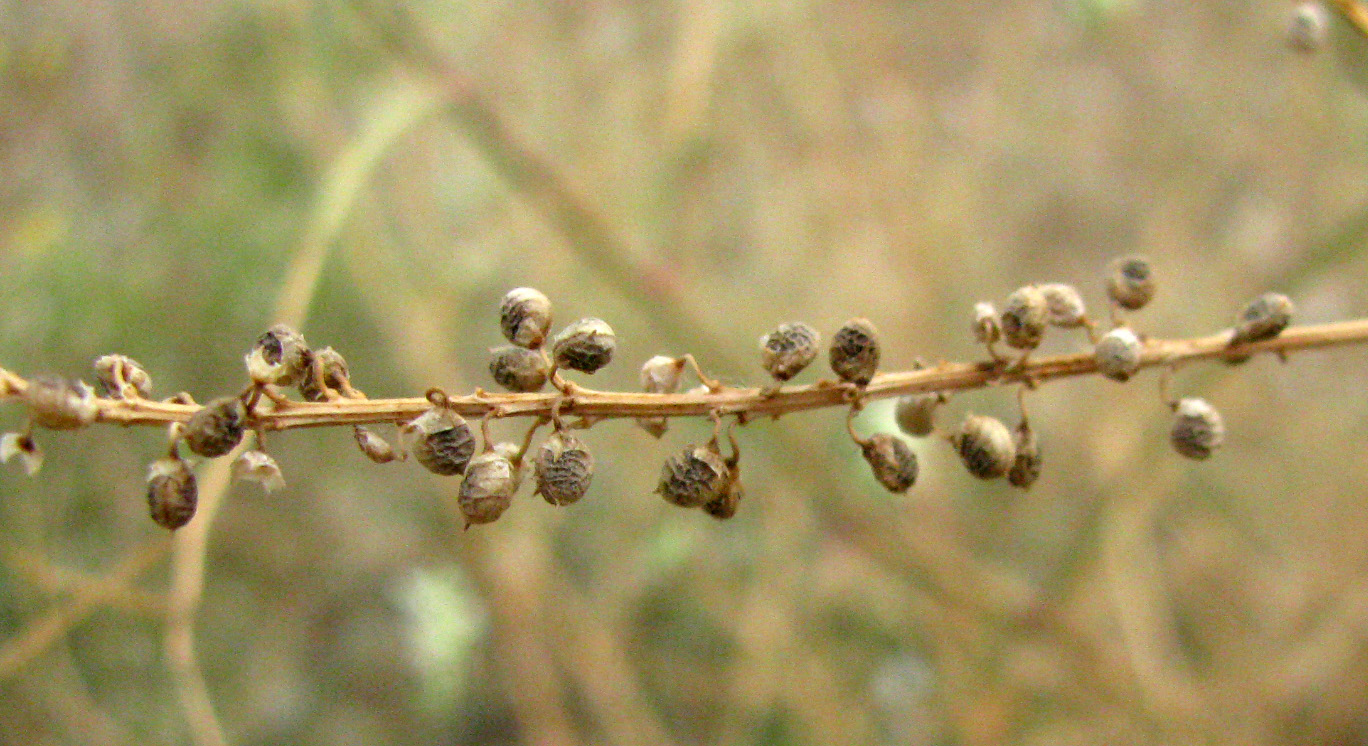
[147, 457, 198, 530]
[551, 318, 616, 374]
[657, 443, 730, 508]
[500, 287, 554, 349]
[533, 430, 594, 506]
[1106, 255, 1155, 311]
[459, 450, 519, 526]
[703, 471, 743, 520]
[183, 397, 246, 457]
[245, 324, 311, 386]
[488, 346, 550, 392]
[1288, 1, 1329, 52]
[232, 450, 285, 493]
[973, 302, 1001, 346]
[1038, 283, 1089, 328]
[25, 374, 97, 430]
[894, 392, 944, 437]
[759, 322, 821, 382]
[1007, 419, 1042, 490]
[1230, 292, 1294, 346]
[298, 346, 352, 402]
[1170, 397, 1225, 460]
[353, 425, 397, 463]
[829, 317, 881, 385]
[403, 408, 477, 476]
[1095, 327, 1143, 382]
[951, 414, 1016, 480]
[1001, 286, 1049, 350]
[93, 355, 151, 399]
[860, 433, 918, 493]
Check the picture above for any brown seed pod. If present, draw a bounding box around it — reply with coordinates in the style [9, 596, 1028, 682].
[1038, 283, 1089, 328]
[951, 414, 1016, 480]
[703, 471, 743, 520]
[894, 392, 945, 437]
[488, 346, 550, 392]
[1106, 255, 1155, 311]
[860, 433, 918, 493]
[353, 425, 397, 463]
[459, 449, 519, 526]
[500, 287, 554, 349]
[551, 318, 616, 374]
[1230, 292, 1294, 346]
[298, 346, 353, 402]
[759, 322, 821, 382]
[1288, 1, 1329, 52]
[402, 407, 476, 476]
[1094, 327, 1143, 382]
[973, 302, 1001, 346]
[147, 456, 198, 530]
[93, 355, 151, 399]
[829, 317, 881, 386]
[246, 324, 311, 386]
[25, 374, 97, 430]
[1000, 286, 1049, 350]
[183, 396, 246, 457]
[657, 443, 730, 508]
[1007, 419, 1042, 489]
[533, 430, 594, 506]
[1170, 397, 1225, 460]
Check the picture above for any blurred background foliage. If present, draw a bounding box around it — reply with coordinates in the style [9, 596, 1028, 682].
[2, 0, 1368, 744]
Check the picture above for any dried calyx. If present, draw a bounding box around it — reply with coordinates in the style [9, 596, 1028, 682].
[1230, 292, 1293, 346]
[402, 392, 476, 476]
[183, 396, 247, 458]
[829, 317, 881, 386]
[534, 428, 594, 506]
[551, 318, 616, 374]
[1001, 286, 1049, 351]
[1170, 397, 1225, 460]
[1107, 255, 1155, 312]
[760, 322, 821, 382]
[93, 355, 151, 399]
[25, 374, 98, 430]
[500, 287, 554, 349]
[950, 414, 1016, 480]
[1095, 327, 1143, 382]
[299, 347, 360, 402]
[847, 409, 917, 493]
[246, 324, 311, 386]
[488, 345, 550, 393]
[147, 454, 198, 530]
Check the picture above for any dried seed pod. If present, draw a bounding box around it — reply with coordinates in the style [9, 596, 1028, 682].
[1106, 255, 1155, 311]
[183, 396, 246, 457]
[894, 392, 945, 437]
[488, 346, 550, 392]
[759, 322, 821, 382]
[298, 347, 353, 402]
[353, 425, 397, 463]
[1230, 292, 1294, 346]
[459, 450, 519, 526]
[951, 414, 1016, 480]
[533, 430, 594, 506]
[829, 317, 881, 385]
[1000, 286, 1049, 350]
[1007, 419, 1042, 490]
[93, 355, 151, 399]
[1038, 283, 1089, 328]
[1095, 327, 1143, 382]
[147, 456, 198, 530]
[245, 324, 311, 386]
[973, 302, 1001, 346]
[500, 287, 554, 349]
[860, 433, 919, 493]
[657, 443, 730, 508]
[551, 318, 616, 374]
[25, 374, 98, 430]
[640, 355, 686, 393]
[1170, 397, 1225, 460]
[703, 471, 743, 520]
[402, 407, 476, 476]
[0, 431, 42, 475]
[1288, 1, 1330, 52]
[232, 450, 285, 492]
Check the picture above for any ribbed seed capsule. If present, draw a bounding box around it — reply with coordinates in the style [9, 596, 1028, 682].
[246, 324, 311, 386]
[759, 322, 821, 382]
[1008, 419, 1042, 490]
[657, 443, 730, 508]
[860, 433, 919, 493]
[533, 431, 594, 506]
[951, 414, 1016, 480]
[551, 318, 616, 374]
[1095, 327, 1143, 382]
[973, 302, 1001, 346]
[183, 397, 246, 457]
[488, 346, 550, 392]
[1170, 398, 1225, 460]
[1001, 286, 1049, 350]
[93, 355, 151, 399]
[829, 317, 881, 385]
[1288, 1, 1329, 52]
[1230, 292, 1294, 346]
[147, 457, 198, 530]
[500, 287, 554, 349]
[1107, 255, 1155, 311]
[403, 408, 476, 476]
[25, 375, 97, 430]
[894, 392, 944, 437]
[353, 426, 397, 464]
[1038, 283, 1089, 328]
[298, 347, 352, 402]
[459, 450, 519, 526]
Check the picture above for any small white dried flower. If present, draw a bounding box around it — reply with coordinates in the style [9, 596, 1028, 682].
[639, 355, 687, 393]
[1038, 283, 1089, 328]
[232, 450, 286, 493]
[1, 432, 43, 476]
